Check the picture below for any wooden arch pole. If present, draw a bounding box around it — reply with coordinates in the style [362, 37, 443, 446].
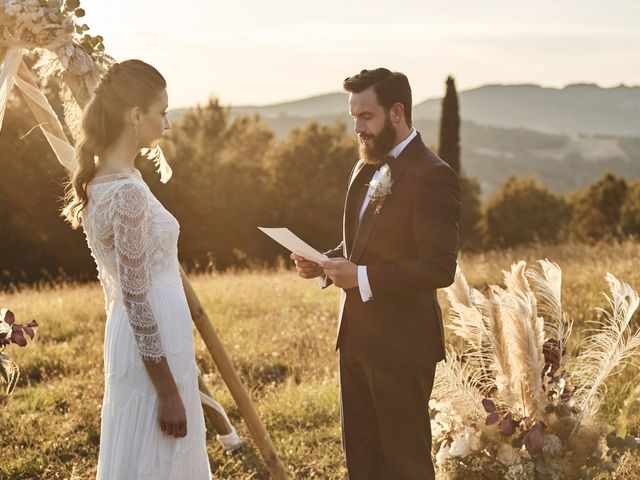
[12, 58, 289, 479]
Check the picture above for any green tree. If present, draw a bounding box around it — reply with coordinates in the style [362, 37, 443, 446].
[266, 121, 357, 254]
[459, 176, 484, 250]
[620, 180, 640, 237]
[0, 96, 94, 287]
[436, 75, 482, 248]
[483, 176, 569, 248]
[144, 100, 276, 270]
[567, 173, 628, 242]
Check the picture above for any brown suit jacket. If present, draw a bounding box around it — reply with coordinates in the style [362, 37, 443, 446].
[324, 133, 461, 367]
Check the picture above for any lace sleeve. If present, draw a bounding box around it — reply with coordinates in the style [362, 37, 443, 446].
[111, 182, 165, 363]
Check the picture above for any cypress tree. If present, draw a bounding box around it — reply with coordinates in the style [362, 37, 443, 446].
[438, 76, 461, 174]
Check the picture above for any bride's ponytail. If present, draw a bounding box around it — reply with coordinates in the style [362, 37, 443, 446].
[62, 94, 104, 228]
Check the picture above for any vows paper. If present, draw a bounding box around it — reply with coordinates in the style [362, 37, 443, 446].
[258, 227, 328, 264]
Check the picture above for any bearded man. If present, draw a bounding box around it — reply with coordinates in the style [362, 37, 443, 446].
[292, 68, 461, 479]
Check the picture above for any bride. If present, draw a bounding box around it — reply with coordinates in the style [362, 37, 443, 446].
[62, 59, 211, 479]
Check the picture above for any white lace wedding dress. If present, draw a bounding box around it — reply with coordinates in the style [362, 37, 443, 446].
[82, 170, 211, 480]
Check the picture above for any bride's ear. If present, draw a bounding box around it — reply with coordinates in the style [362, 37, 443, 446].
[129, 106, 143, 126]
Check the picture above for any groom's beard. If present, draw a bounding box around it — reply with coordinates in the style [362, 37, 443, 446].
[358, 116, 397, 166]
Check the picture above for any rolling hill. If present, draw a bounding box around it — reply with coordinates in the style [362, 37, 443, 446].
[168, 83, 640, 195]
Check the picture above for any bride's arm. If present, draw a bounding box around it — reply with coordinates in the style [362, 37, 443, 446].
[111, 181, 187, 438]
[141, 358, 187, 438]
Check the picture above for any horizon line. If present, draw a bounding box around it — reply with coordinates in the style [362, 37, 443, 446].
[167, 80, 640, 112]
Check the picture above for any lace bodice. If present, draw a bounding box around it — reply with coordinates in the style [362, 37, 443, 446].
[82, 171, 181, 363]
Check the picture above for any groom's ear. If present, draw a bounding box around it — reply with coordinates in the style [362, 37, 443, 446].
[389, 102, 405, 126]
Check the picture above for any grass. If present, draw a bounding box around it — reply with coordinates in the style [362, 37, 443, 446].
[1, 241, 640, 479]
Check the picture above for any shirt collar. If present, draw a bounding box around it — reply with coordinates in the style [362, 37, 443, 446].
[387, 128, 417, 159]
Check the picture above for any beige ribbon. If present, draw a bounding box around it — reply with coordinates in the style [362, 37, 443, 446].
[0, 47, 23, 130]
[199, 391, 243, 452]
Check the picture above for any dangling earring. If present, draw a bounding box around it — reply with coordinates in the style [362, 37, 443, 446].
[133, 123, 140, 149]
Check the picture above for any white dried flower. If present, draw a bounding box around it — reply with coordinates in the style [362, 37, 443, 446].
[68, 47, 93, 75]
[0, 319, 11, 338]
[367, 164, 392, 214]
[497, 442, 520, 466]
[465, 427, 482, 451]
[450, 434, 471, 458]
[4, 0, 22, 16]
[435, 442, 451, 465]
[431, 417, 448, 439]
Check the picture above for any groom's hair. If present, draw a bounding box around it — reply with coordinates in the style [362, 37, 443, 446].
[343, 68, 412, 127]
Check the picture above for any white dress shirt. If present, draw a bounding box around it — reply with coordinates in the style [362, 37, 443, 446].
[357, 128, 417, 302]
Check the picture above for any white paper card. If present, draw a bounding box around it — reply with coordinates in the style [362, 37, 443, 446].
[258, 227, 328, 264]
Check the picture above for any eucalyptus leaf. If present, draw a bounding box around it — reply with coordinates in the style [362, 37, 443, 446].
[485, 412, 500, 425]
[482, 398, 496, 413]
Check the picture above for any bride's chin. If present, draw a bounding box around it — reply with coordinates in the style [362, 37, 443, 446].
[141, 139, 161, 150]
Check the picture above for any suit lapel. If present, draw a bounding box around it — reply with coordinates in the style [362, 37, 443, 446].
[348, 134, 423, 264]
[343, 161, 375, 256]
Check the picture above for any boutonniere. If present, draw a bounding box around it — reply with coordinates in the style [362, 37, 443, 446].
[367, 165, 393, 214]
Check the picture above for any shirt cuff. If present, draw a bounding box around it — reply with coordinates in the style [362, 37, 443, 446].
[358, 265, 374, 302]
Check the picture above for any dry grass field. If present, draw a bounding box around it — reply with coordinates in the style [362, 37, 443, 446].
[1, 241, 639, 479]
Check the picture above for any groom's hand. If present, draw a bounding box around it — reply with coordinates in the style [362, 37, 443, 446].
[291, 253, 324, 279]
[322, 258, 358, 289]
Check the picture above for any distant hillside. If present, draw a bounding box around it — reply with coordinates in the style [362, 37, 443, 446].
[170, 83, 639, 137]
[169, 109, 640, 196]
[167, 93, 346, 126]
[232, 92, 347, 118]
[168, 82, 640, 195]
[413, 83, 640, 136]
[256, 115, 640, 195]
[171, 83, 640, 136]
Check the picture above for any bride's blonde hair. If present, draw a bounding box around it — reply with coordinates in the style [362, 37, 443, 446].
[62, 59, 166, 228]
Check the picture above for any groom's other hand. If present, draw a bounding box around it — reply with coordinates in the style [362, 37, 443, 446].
[291, 253, 324, 279]
[322, 258, 358, 289]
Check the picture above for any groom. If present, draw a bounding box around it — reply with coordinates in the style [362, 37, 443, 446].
[292, 68, 461, 479]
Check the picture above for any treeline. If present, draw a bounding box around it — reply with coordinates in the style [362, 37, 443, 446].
[0, 96, 356, 286]
[0, 96, 638, 288]
[461, 174, 640, 250]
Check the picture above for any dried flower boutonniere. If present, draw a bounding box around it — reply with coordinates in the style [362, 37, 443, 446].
[367, 165, 393, 214]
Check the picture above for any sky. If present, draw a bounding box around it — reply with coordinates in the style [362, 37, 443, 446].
[82, 0, 640, 108]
